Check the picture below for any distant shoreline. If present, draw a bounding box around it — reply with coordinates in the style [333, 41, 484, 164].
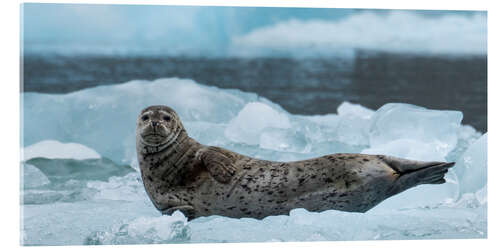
[21, 51, 487, 132]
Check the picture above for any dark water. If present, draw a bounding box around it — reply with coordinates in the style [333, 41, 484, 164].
[22, 51, 487, 132]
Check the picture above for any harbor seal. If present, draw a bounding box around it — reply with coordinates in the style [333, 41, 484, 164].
[136, 105, 455, 220]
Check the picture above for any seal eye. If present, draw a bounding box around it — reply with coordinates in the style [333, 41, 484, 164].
[141, 115, 149, 121]
[163, 115, 171, 122]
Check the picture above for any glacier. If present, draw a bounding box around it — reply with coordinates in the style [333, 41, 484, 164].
[231, 11, 487, 57]
[23, 5, 486, 57]
[20, 78, 486, 245]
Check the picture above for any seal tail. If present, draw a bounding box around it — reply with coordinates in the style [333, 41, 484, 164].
[381, 155, 455, 196]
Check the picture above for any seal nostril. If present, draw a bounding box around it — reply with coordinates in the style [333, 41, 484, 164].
[152, 121, 158, 127]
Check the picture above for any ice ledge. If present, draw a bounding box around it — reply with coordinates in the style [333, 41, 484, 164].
[23, 140, 101, 161]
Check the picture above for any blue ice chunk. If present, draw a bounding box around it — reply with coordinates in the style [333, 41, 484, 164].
[454, 133, 487, 195]
[367, 103, 463, 160]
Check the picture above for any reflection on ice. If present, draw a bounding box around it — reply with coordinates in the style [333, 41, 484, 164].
[21, 78, 487, 245]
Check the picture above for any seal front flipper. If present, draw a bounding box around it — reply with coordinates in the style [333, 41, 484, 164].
[162, 205, 196, 221]
[197, 146, 237, 183]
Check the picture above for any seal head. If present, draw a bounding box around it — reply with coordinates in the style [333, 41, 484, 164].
[136, 105, 185, 153]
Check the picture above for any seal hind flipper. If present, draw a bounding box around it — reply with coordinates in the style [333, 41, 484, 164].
[197, 146, 237, 184]
[386, 160, 455, 196]
[380, 155, 449, 174]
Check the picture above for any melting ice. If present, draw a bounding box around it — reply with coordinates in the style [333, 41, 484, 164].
[20, 78, 487, 245]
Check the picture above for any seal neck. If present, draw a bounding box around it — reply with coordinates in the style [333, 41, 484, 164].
[140, 129, 188, 155]
[140, 129, 201, 186]
[158, 130, 190, 159]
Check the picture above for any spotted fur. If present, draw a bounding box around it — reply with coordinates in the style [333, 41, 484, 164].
[136, 105, 455, 220]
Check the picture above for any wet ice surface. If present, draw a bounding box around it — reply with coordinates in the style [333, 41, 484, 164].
[21, 78, 487, 245]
